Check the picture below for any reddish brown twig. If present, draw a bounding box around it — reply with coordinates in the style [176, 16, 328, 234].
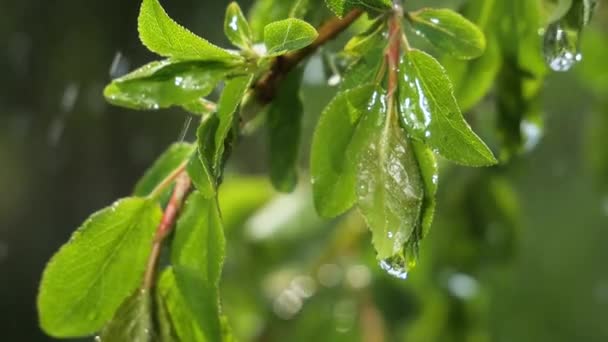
[142, 171, 191, 289]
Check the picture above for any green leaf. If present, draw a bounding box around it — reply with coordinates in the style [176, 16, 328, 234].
[411, 141, 438, 239]
[157, 268, 206, 342]
[339, 20, 386, 92]
[325, 0, 391, 18]
[263, 18, 318, 56]
[104, 60, 232, 111]
[134, 143, 195, 197]
[354, 92, 424, 261]
[138, 0, 239, 61]
[99, 290, 153, 342]
[213, 75, 253, 172]
[186, 151, 216, 199]
[267, 69, 304, 192]
[398, 49, 497, 166]
[249, 0, 299, 41]
[409, 8, 486, 60]
[171, 191, 225, 341]
[444, 34, 501, 112]
[225, 2, 253, 50]
[441, 0, 502, 112]
[38, 198, 162, 337]
[195, 113, 222, 185]
[311, 85, 380, 218]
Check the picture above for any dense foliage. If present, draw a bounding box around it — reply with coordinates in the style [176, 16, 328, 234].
[36, 0, 599, 341]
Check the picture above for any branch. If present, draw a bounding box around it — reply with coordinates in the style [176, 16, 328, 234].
[254, 9, 364, 104]
[142, 171, 191, 289]
[141, 10, 364, 289]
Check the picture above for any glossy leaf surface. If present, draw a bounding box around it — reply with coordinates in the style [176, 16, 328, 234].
[355, 95, 424, 261]
[224, 2, 253, 50]
[409, 8, 486, 60]
[38, 198, 162, 337]
[398, 49, 497, 166]
[104, 60, 231, 111]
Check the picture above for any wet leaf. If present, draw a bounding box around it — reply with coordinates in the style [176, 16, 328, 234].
[213, 75, 253, 172]
[224, 2, 253, 50]
[409, 8, 486, 60]
[311, 85, 380, 218]
[267, 69, 304, 193]
[98, 290, 153, 342]
[325, 0, 391, 18]
[354, 93, 424, 261]
[411, 141, 438, 239]
[104, 60, 231, 111]
[263, 18, 318, 56]
[171, 191, 225, 341]
[38, 198, 162, 337]
[134, 143, 195, 197]
[398, 49, 497, 166]
[138, 0, 239, 61]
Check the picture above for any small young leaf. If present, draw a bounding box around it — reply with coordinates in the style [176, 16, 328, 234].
[409, 8, 486, 60]
[224, 2, 253, 49]
[398, 49, 497, 166]
[171, 191, 225, 341]
[340, 23, 386, 91]
[267, 69, 304, 193]
[263, 18, 318, 56]
[249, 0, 300, 41]
[104, 60, 232, 111]
[99, 290, 153, 342]
[325, 0, 392, 18]
[311, 85, 380, 218]
[354, 94, 425, 261]
[213, 75, 253, 172]
[38, 198, 162, 337]
[138, 0, 239, 61]
[134, 142, 195, 197]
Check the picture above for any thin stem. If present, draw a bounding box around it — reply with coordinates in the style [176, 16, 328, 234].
[148, 160, 189, 199]
[386, 5, 403, 102]
[142, 171, 191, 290]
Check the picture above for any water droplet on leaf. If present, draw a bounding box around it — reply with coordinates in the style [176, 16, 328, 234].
[379, 250, 417, 280]
[543, 22, 582, 72]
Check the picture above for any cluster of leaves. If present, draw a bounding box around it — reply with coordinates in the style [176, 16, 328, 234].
[36, 0, 599, 341]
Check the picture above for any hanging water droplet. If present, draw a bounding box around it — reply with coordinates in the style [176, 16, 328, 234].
[543, 22, 582, 72]
[379, 258, 409, 280]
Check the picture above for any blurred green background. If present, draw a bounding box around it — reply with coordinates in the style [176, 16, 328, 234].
[1, 0, 607, 341]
